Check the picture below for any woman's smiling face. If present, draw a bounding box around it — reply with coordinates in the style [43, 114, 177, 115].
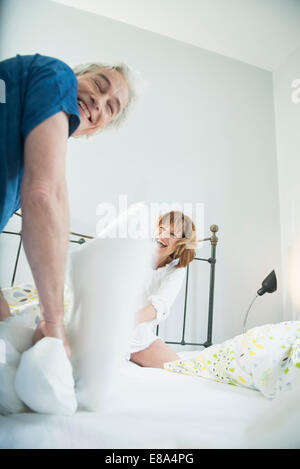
[73, 67, 129, 137]
[153, 223, 182, 258]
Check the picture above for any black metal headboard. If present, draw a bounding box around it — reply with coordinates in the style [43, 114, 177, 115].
[2, 211, 92, 287]
[2, 212, 219, 349]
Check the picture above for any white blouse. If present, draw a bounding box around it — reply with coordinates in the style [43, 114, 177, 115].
[127, 258, 186, 357]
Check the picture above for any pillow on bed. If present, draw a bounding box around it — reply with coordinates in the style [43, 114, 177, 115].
[0, 312, 77, 416]
[0, 338, 27, 414]
[164, 321, 300, 399]
[0, 311, 36, 415]
[15, 337, 77, 415]
[0, 203, 152, 415]
[67, 233, 152, 411]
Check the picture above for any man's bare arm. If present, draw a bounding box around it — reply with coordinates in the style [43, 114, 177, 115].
[21, 112, 71, 354]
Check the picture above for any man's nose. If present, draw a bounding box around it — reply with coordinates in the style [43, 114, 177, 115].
[92, 93, 107, 111]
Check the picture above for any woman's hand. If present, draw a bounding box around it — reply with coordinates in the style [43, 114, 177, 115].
[32, 319, 71, 359]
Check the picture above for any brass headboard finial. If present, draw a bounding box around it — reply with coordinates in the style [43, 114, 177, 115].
[210, 224, 219, 246]
[197, 224, 219, 245]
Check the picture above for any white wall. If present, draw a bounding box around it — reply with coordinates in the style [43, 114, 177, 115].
[273, 45, 300, 320]
[50, 0, 300, 72]
[0, 0, 282, 347]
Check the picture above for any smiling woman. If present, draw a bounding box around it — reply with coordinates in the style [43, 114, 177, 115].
[128, 211, 197, 368]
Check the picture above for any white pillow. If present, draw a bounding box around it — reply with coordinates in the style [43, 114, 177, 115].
[15, 337, 77, 416]
[1, 203, 152, 414]
[67, 204, 153, 411]
[0, 300, 76, 416]
[0, 314, 35, 415]
[0, 339, 27, 414]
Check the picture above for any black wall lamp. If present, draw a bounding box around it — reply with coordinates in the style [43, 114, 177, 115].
[243, 270, 277, 333]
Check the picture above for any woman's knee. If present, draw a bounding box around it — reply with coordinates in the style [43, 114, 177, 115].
[130, 339, 179, 368]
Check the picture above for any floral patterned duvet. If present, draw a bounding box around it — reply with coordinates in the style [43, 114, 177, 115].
[164, 321, 300, 399]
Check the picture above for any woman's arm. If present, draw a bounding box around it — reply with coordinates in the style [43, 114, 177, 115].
[135, 304, 157, 326]
[135, 267, 186, 327]
[148, 267, 186, 325]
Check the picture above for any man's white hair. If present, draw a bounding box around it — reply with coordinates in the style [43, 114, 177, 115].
[73, 61, 141, 137]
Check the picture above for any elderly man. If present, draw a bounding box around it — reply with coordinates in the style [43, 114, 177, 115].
[0, 53, 134, 357]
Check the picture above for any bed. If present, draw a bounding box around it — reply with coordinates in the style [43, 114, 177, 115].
[0, 355, 278, 449]
[2, 353, 300, 449]
[0, 213, 299, 449]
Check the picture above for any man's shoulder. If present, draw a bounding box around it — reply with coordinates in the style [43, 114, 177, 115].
[32, 54, 76, 79]
[0, 53, 76, 84]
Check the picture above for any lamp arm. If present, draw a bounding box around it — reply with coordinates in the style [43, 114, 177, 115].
[243, 293, 259, 334]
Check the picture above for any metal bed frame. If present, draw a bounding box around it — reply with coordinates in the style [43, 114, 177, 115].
[2, 212, 92, 287]
[2, 212, 219, 349]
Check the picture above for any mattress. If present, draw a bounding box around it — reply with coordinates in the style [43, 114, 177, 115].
[0, 353, 274, 449]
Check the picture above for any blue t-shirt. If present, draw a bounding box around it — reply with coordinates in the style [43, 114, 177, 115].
[0, 53, 80, 232]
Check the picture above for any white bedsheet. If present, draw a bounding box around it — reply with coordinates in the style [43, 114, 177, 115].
[0, 354, 275, 449]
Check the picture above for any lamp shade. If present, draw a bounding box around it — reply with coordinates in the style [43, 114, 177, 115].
[243, 270, 277, 333]
[257, 270, 277, 296]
